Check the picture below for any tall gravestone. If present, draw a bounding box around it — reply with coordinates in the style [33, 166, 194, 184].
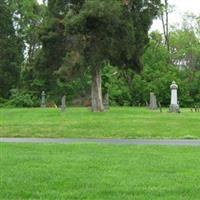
[41, 91, 46, 108]
[149, 92, 157, 110]
[169, 81, 180, 112]
[103, 93, 109, 110]
[61, 95, 66, 112]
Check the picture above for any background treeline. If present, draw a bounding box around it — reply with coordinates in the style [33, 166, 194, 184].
[0, 0, 200, 108]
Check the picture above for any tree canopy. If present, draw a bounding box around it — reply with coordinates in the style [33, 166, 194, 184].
[0, 0, 23, 98]
[1, 0, 200, 109]
[58, 0, 161, 111]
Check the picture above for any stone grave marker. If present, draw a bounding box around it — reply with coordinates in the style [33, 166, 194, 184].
[103, 93, 109, 110]
[41, 91, 46, 108]
[169, 81, 180, 112]
[61, 95, 66, 112]
[149, 92, 158, 110]
[158, 102, 162, 113]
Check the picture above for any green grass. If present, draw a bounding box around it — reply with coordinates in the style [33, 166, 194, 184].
[1, 143, 200, 200]
[1, 107, 200, 138]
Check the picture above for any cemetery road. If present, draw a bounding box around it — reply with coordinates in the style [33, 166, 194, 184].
[1, 138, 200, 146]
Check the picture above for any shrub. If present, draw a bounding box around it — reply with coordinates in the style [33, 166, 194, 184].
[5, 89, 38, 107]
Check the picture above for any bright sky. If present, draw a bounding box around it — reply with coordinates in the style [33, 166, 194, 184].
[152, 0, 200, 31]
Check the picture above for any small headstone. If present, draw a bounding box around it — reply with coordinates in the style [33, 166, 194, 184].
[158, 102, 162, 113]
[195, 105, 197, 112]
[103, 93, 109, 110]
[61, 95, 66, 112]
[169, 81, 180, 113]
[41, 91, 46, 108]
[146, 101, 149, 108]
[149, 92, 158, 110]
[190, 108, 193, 112]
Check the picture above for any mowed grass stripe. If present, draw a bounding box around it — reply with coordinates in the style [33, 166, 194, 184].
[1, 143, 200, 200]
[1, 107, 200, 138]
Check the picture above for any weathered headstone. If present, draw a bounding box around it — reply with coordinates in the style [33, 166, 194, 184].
[193, 105, 200, 112]
[195, 105, 197, 112]
[146, 101, 149, 108]
[169, 81, 180, 112]
[41, 91, 46, 108]
[61, 95, 66, 112]
[149, 92, 157, 110]
[103, 93, 109, 110]
[158, 102, 162, 113]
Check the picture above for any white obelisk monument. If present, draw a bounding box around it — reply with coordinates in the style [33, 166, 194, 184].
[169, 81, 180, 112]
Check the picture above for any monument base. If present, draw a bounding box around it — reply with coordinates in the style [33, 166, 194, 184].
[169, 104, 180, 113]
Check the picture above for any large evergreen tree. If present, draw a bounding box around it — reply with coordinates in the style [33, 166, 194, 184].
[33, 0, 68, 95]
[30, 0, 160, 109]
[0, 1, 23, 98]
[62, 0, 161, 111]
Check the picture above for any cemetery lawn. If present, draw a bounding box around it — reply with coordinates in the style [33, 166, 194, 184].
[1, 143, 200, 200]
[1, 107, 200, 139]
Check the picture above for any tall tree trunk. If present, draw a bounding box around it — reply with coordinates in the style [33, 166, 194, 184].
[91, 67, 104, 112]
[165, 0, 169, 52]
[161, 0, 169, 52]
